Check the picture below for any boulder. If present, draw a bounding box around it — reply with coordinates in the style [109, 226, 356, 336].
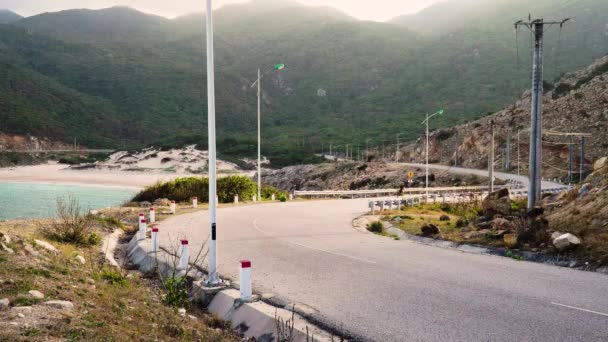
[526, 207, 545, 218]
[490, 218, 513, 231]
[482, 189, 511, 217]
[154, 198, 171, 206]
[89, 210, 100, 216]
[593, 157, 607, 171]
[0, 298, 9, 310]
[33, 240, 58, 254]
[552, 233, 581, 252]
[139, 201, 152, 208]
[550, 231, 563, 241]
[420, 223, 440, 237]
[0, 243, 14, 254]
[28, 290, 44, 299]
[45, 300, 74, 310]
[73, 255, 86, 265]
[0, 232, 10, 244]
[578, 183, 591, 197]
[439, 215, 450, 221]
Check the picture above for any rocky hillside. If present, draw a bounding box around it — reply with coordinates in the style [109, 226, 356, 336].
[395, 54, 608, 180]
[545, 157, 608, 267]
[0, 132, 72, 151]
[262, 162, 487, 191]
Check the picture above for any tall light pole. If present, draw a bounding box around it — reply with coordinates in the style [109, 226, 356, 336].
[396, 133, 402, 163]
[206, 0, 220, 285]
[422, 109, 444, 199]
[251, 63, 285, 201]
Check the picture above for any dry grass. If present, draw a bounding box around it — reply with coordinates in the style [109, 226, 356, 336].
[0, 215, 238, 342]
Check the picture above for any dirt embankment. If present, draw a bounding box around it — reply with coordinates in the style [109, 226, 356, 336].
[262, 161, 487, 191]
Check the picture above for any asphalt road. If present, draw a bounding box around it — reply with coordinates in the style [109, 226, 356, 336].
[157, 168, 606, 341]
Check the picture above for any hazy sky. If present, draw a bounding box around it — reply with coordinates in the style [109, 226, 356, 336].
[0, 0, 446, 22]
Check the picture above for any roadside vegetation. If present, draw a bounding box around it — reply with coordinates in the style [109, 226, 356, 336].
[132, 175, 288, 203]
[0, 200, 238, 341]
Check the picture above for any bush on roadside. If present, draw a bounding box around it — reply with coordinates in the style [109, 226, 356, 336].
[367, 221, 384, 233]
[41, 195, 97, 246]
[132, 176, 289, 203]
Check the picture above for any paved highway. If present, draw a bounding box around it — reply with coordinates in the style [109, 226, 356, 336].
[157, 168, 605, 341]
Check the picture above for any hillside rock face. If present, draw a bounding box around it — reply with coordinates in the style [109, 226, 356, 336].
[397, 55, 608, 180]
[0, 132, 71, 151]
[262, 162, 486, 191]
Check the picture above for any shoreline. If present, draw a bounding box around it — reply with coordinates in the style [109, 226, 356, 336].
[0, 164, 229, 190]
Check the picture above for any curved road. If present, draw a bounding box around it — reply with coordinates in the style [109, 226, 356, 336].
[157, 167, 605, 341]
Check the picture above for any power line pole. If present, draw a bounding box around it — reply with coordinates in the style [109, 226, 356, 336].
[489, 120, 495, 193]
[568, 134, 573, 183]
[517, 130, 521, 176]
[454, 142, 459, 167]
[580, 136, 585, 183]
[396, 133, 402, 163]
[505, 135, 510, 172]
[515, 18, 569, 209]
[257, 68, 262, 202]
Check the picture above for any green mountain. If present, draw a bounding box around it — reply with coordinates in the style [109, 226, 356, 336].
[0, 0, 607, 166]
[0, 10, 21, 24]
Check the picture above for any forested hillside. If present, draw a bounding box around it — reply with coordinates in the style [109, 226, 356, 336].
[0, 0, 607, 165]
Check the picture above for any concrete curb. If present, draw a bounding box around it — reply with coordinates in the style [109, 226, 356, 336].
[125, 234, 334, 341]
[101, 228, 124, 267]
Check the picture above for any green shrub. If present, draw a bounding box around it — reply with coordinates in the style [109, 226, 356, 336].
[278, 194, 288, 202]
[132, 176, 264, 203]
[100, 269, 127, 286]
[367, 221, 384, 233]
[261, 185, 287, 200]
[163, 276, 188, 308]
[217, 176, 257, 202]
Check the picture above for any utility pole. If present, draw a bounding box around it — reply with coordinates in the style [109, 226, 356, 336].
[515, 17, 569, 209]
[206, 0, 220, 285]
[489, 120, 495, 193]
[357, 145, 360, 161]
[580, 136, 585, 182]
[454, 143, 459, 167]
[517, 130, 521, 176]
[505, 135, 510, 172]
[366, 138, 371, 161]
[568, 134, 574, 183]
[396, 133, 402, 163]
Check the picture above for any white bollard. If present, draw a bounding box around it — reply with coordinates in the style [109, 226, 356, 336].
[271, 194, 276, 201]
[170, 200, 176, 214]
[239, 260, 252, 301]
[149, 207, 155, 223]
[138, 213, 145, 231]
[192, 197, 198, 208]
[216, 196, 219, 205]
[139, 219, 147, 240]
[178, 239, 189, 271]
[151, 228, 159, 253]
[234, 194, 239, 205]
[253, 194, 257, 202]
[289, 193, 294, 201]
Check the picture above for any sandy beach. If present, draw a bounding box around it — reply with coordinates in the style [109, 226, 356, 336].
[0, 164, 200, 190]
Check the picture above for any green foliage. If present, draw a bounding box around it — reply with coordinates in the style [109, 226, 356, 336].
[133, 176, 267, 203]
[217, 176, 257, 202]
[261, 185, 287, 201]
[100, 270, 127, 286]
[367, 221, 384, 233]
[278, 194, 288, 202]
[0, 1, 606, 162]
[162, 276, 188, 308]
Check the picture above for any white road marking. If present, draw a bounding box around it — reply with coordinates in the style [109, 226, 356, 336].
[252, 217, 377, 265]
[551, 302, 608, 317]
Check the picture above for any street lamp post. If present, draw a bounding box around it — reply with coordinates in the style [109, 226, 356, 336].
[422, 109, 444, 199]
[206, 0, 220, 285]
[251, 64, 285, 201]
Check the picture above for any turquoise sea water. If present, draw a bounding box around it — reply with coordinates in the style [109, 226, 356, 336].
[0, 182, 136, 220]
